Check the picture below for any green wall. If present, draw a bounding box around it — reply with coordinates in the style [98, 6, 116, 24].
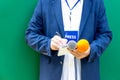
[100, 0, 120, 80]
[0, 0, 39, 80]
[0, 0, 120, 80]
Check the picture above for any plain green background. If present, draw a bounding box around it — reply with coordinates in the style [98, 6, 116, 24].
[0, 0, 119, 80]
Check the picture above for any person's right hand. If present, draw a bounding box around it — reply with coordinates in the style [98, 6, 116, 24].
[50, 35, 67, 50]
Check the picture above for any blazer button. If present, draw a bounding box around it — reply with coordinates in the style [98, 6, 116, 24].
[60, 61, 63, 64]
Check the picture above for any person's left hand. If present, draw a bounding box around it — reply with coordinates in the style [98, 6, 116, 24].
[67, 47, 90, 59]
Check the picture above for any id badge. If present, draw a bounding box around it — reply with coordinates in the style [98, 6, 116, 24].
[65, 31, 79, 42]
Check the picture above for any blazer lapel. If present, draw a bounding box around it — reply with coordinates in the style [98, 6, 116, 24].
[79, 0, 92, 37]
[51, 0, 65, 37]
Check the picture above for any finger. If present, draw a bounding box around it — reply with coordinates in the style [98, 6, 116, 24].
[54, 35, 62, 41]
[51, 37, 61, 46]
[52, 36, 63, 45]
[67, 49, 85, 59]
[51, 38, 61, 50]
[73, 49, 83, 56]
[54, 36, 68, 45]
[61, 38, 68, 45]
[68, 49, 81, 58]
[51, 41, 59, 50]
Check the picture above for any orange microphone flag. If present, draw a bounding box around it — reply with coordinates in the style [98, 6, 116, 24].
[76, 39, 90, 53]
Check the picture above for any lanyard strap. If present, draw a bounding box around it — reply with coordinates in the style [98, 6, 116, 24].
[65, 0, 80, 28]
[65, 0, 80, 10]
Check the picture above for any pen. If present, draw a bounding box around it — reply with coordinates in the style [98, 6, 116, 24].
[56, 32, 61, 37]
[56, 32, 68, 48]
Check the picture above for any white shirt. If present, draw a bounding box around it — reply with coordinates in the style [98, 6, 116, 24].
[62, 0, 83, 31]
[61, 0, 83, 80]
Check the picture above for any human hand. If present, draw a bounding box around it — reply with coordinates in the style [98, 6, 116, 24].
[50, 35, 67, 50]
[67, 47, 90, 59]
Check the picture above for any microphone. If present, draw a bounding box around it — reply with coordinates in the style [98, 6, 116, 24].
[67, 40, 77, 50]
[66, 39, 90, 52]
[58, 39, 89, 56]
[76, 39, 90, 53]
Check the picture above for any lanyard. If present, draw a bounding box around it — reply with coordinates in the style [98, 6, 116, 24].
[65, 0, 80, 10]
[65, 0, 80, 28]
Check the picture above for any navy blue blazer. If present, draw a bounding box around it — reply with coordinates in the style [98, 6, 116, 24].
[25, 0, 112, 80]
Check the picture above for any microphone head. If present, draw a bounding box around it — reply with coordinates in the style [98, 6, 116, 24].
[67, 40, 76, 50]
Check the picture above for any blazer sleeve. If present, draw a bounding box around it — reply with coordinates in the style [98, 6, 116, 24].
[25, 0, 54, 56]
[88, 0, 112, 62]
